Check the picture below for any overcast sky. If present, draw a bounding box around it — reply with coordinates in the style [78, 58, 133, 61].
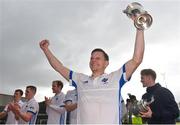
[0, 0, 180, 103]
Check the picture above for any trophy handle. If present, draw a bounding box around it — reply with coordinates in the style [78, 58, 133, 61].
[134, 13, 153, 30]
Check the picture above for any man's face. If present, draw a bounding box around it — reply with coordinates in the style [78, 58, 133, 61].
[89, 51, 108, 73]
[14, 91, 22, 101]
[25, 88, 34, 100]
[52, 83, 60, 94]
[140, 75, 150, 87]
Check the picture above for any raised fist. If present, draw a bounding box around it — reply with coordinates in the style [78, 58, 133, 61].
[39, 39, 50, 50]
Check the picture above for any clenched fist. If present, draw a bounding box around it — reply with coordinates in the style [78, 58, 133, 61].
[39, 39, 50, 51]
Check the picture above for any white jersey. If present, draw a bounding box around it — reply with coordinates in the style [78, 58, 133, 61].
[69, 64, 129, 124]
[64, 89, 78, 124]
[4, 100, 24, 124]
[18, 98, 39, 125]
[46, 92, 66, 124]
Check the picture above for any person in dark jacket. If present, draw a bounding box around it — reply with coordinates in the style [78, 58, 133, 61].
[139, 69, 179, 124]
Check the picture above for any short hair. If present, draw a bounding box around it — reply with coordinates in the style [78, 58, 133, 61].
[15, 89, 23, 96]
[26, 85, 37, 94]
[53, 80, 63, 89]
[141, 69, 157, 81]
[91, 48, 109, 61]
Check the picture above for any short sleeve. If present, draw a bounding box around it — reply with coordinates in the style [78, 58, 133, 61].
[27, 102, 38, 115]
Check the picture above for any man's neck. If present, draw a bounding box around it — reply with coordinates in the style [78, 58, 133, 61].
[147, 82, 156, 87]
[14, 99, 20, 103]
[55, 91, 60, 96]
[92, 71, 105, 78]
[27, 96, 34, 101]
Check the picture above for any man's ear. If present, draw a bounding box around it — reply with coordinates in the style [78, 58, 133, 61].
[105, 61, 109, 68]
[147, 75, 152, 81]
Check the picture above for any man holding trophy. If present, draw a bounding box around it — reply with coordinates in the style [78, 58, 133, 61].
[39, 2, 150, 124]
[139, 69, 179, 124]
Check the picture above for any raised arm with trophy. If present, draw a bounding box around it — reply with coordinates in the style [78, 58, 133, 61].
[123, 2, 154, 118]
[123, 2, 153, 30]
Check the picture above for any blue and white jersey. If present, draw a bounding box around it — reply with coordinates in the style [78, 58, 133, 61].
[69, 64, 129, 124]
[64, 89, 78, 124]
[5, 100, 24, 124]
[46, 92, 66, 124]
[18, 98, 39, 125]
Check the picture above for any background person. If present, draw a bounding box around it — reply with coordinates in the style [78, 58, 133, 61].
[0, 89, 24, 124]
[10, 85, 39, 125]
[45, 80, 66, 124]
[140, 69, 179, 124]
[64, 89, 78, 124]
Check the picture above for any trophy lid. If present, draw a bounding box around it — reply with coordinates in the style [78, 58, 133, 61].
[123, 2, 145, 17]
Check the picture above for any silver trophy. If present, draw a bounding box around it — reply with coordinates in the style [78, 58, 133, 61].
[123, 2, 153, 30]
[132, 96, 154, 116]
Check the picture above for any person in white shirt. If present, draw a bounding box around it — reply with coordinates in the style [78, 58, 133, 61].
[45, 80, 66, 124]
[0, 89, 24, 124]
[9, 85, 39, 125]
[64, 89, 78, 124]
[39, 16, 145, 124]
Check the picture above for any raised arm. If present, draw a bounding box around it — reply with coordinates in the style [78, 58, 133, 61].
[125, 29, 144, 80]
[40, 40, 70, 81]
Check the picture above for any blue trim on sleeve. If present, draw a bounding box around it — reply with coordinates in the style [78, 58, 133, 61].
[64, 100, 72, 103]
[72, 80, 77, 89]
[119, 75, 126, 88]
[60, 105, 65, 107]
[27, 110, 36, 115]
[69, 70, 73, 80]
[123, 64, 125, 73]
[69, 70, 77, 89]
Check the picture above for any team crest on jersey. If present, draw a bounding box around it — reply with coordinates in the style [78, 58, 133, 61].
[101, 78, 108, 84]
